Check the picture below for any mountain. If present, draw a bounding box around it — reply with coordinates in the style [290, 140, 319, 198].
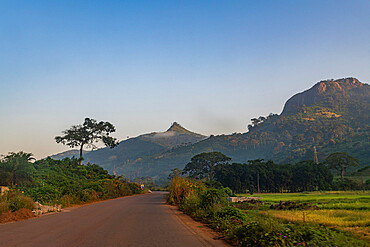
[51, 122, 207, 176]
[49, 150, 90, 160]
[50, 78, 369, 179]
[115, 77, 369, 178]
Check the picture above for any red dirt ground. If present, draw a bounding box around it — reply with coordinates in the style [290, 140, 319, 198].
[0, 208, 35, 223]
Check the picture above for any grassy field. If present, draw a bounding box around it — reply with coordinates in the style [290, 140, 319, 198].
[241, 191, 369, 203]
[238, 191, 370, 240]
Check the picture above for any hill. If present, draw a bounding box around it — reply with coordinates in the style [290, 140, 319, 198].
[117, 77, 369, 178]
[49, 150, 90, 160]
[51, 122, 207, 176]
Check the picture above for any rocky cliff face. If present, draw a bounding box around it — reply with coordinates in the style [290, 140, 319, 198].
[281, 78, 367, 115]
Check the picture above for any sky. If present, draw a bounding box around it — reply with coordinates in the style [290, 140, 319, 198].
[1, 0, 370, 159]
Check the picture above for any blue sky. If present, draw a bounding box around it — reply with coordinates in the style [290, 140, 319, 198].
[1, 0, 369, 159]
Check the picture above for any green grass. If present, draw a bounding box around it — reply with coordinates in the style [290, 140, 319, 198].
[238, 191, 370, 205]
[237, 191, 370, 240]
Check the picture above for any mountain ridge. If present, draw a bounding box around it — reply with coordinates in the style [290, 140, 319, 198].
[50, 77, 369, 178]
[112, 77, 369, 178]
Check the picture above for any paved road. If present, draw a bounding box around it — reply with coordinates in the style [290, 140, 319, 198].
[0, 192, 228, 247]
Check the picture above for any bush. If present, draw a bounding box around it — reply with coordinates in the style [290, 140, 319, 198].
[180, 191, 201, 216]
[127, 182, 141, 195]
[221, 187, 236, 197]
[27, 185, 59, 203]
[7, 194, 34, 212]
[60, 194, 81, 207]
[0, 201, 9, 214]
[167, 177, 204, 205]
[217, 206, 246, 221]
[199, 188, 228, 210]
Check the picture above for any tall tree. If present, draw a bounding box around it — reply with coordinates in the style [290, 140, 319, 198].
[55, 118, 119, 165]
[183, 152, 231, 180]
[324, 152, 359, 180]
[0, 152, 35, 186]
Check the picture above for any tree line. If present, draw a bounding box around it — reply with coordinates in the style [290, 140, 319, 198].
[180, 152, 365, 193]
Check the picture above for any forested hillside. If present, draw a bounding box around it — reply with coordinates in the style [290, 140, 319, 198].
[116, 78, 369, 178]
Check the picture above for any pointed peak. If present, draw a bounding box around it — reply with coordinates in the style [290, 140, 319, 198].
[167, 122, 188, 132]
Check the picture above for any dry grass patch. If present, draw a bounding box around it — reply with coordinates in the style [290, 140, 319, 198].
[267, 209, 370, 227]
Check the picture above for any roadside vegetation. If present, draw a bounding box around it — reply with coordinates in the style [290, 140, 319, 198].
[168, 151, 370, 246]
[168, 177, 369, 246]
[0, 151, 144, 223]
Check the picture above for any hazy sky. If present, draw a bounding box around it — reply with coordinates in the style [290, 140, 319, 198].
[1, 0, 370, 159]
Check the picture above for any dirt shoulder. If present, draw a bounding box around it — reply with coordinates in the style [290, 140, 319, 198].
[167, 204, 231, 247]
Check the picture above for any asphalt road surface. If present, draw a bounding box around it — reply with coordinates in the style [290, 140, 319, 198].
[0, 192, 228, 247]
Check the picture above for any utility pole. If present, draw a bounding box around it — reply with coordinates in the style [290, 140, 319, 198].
[313, 146, 319, 164]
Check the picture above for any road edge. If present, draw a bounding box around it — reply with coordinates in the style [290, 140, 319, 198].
[167, 204, 231, 247]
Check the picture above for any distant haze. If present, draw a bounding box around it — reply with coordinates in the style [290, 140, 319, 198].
[0, 1, 370, 159]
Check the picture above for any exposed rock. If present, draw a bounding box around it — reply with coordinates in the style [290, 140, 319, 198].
[228, 197, 263, 203]
[33, 202, 62, 216]
[270, 201, 318, 210]
[281, 77, 366, 115]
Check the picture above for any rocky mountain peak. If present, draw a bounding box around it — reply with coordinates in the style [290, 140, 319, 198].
[315, 77, 362, 94]
[281, 77, 368, 115]
[167, 122, 188, 132]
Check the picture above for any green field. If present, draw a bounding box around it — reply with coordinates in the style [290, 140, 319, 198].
[241, 190, 368, 201]
[238, 191, 370, 240]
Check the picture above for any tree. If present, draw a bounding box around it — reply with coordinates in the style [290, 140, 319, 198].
[183, 152, 231, 180]
[55, 118, 119, 165]
[324, 152, 359, 180]
[0, 151, 35, 186]
[168, 168, 182, 180]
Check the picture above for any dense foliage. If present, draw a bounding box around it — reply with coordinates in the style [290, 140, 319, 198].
[0, 152, 35, 186]
[214, 160, 334, 193]
[0, 152, 142, 206]
[183, 152, 231, 180]
[168, 177, 369, 247]
[179, 151, 367, 193]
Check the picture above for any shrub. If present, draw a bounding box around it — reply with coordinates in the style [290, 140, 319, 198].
[199, 188, 228, 210]
[60, 194, 81, 207]
[221, 187, 236, 197]
[167, 177, 204, 205]
[217, 206, 246, 221]
[8, 194, 34, 212]
[83, 182, 103, 193]
[180, 191, 201, 216]
[26, 185, 60, 203]
[0, 201, 9, 214]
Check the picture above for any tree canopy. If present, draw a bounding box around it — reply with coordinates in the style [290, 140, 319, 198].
[0, 151, 35, 186]
[183, 152, 231, 180]
[55, 118, 119, 164]
[324, 152, 359, 180]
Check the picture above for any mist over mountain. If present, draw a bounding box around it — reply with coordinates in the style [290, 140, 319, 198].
[50, 150, 90, 160]
[50, 77, 369, 179]
[50, 122, 207, 176]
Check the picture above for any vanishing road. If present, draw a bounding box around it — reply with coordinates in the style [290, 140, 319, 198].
[0, 192, 228, 247]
